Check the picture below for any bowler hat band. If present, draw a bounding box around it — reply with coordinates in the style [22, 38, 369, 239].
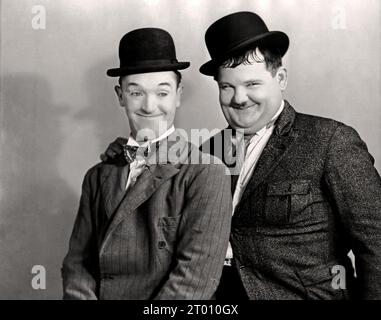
[121, 59, 180, 67]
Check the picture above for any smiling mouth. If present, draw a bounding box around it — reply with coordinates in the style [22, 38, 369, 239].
[232, 104, 257, 110]
[136, 113, 164, 118]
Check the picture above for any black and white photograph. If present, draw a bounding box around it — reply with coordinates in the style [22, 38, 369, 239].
[0, 0, 380, 309]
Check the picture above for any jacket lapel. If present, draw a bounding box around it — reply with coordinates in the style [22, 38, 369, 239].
[99, 130, 191, 253]
[99, 162, 130, 219]
[237, 102, 299, 206]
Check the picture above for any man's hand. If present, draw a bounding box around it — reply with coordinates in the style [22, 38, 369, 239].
[100, 137, 128, 162]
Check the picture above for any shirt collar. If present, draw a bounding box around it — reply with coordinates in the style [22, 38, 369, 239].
[127, 125, 175, 147]
[252, 100, 285, 138]
[270, 99, 285, 126]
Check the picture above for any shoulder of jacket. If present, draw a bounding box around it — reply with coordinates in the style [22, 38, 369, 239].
[293, 111, 342, 137]
[83, 161, 113, 182]
[181, 143, 228, 173]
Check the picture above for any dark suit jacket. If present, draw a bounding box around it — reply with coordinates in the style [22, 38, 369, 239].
[202, 101, 381, 299]
[62, 131, 232, 299]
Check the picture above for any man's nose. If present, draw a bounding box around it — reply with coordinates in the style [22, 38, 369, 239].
[141, 95, 156, 113]
[232, 87, 248, 105]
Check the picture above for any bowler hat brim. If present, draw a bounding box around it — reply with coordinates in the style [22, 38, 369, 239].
[107, 61, 190, 77]
[200, 31, 289, 76]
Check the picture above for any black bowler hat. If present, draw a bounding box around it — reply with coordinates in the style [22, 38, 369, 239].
[200, 11, 289, 76]
[107, 28, 190, 77]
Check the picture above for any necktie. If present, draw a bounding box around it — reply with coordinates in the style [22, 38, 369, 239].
[122, 144, 149, 191]
[231, 174, 239, 195]
[230, 136, 252, 194]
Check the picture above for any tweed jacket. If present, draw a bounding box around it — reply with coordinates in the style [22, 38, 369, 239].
[62, 130, 232, 300]
[202, 101, 381, 299]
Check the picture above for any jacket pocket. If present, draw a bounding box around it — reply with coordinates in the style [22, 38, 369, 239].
[265, 180, 313, 225]
[296, 262, 349, 300]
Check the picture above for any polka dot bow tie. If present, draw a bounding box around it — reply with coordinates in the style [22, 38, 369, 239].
[123, 144, 150, 164]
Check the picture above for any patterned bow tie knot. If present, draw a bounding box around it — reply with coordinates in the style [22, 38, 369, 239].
[123, 145, 138, 164]
[123, 144, 151, 164]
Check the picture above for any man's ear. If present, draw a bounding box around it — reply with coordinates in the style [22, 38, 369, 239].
[175, 83, 183, 108]
[114, 85, 125, 107]
[276, 67, 288, 91]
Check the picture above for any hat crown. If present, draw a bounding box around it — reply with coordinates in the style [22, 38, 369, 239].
[205, 11, 269, 60]
[200, 11, 289, 76]
[107, 28, 190, 77]
[119, 28, 177, 66]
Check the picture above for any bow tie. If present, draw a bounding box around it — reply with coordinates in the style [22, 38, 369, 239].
[123, 144, 150, 164]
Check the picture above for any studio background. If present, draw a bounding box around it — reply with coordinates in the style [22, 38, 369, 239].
[0, 0, 380, 299]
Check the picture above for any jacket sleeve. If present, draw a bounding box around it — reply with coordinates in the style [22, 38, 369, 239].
[61, 170, 98, 300]
[154, 162, 232, 299]
[324, 123, 381, 299]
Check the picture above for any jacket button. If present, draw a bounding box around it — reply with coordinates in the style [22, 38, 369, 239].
[158, 241, 166, 249]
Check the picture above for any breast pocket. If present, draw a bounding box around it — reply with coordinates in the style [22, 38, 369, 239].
[264, 180, 314, 225]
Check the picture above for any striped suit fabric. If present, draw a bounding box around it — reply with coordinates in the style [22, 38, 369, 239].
[61, 130, 232, 299]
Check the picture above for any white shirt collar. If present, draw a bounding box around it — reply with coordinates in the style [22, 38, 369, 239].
[127, 125, 175, 147]
[270, 99, 285, 125]
[252, 100, 285, 139]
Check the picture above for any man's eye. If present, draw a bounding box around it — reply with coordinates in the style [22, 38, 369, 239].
[247, 82, 259, 87]
[219, 84, 231, 90]
[157, 92, 169, 97]
[130, 91, 142, 97]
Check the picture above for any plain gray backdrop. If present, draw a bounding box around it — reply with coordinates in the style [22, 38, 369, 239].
[0, 0, 380, 299]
